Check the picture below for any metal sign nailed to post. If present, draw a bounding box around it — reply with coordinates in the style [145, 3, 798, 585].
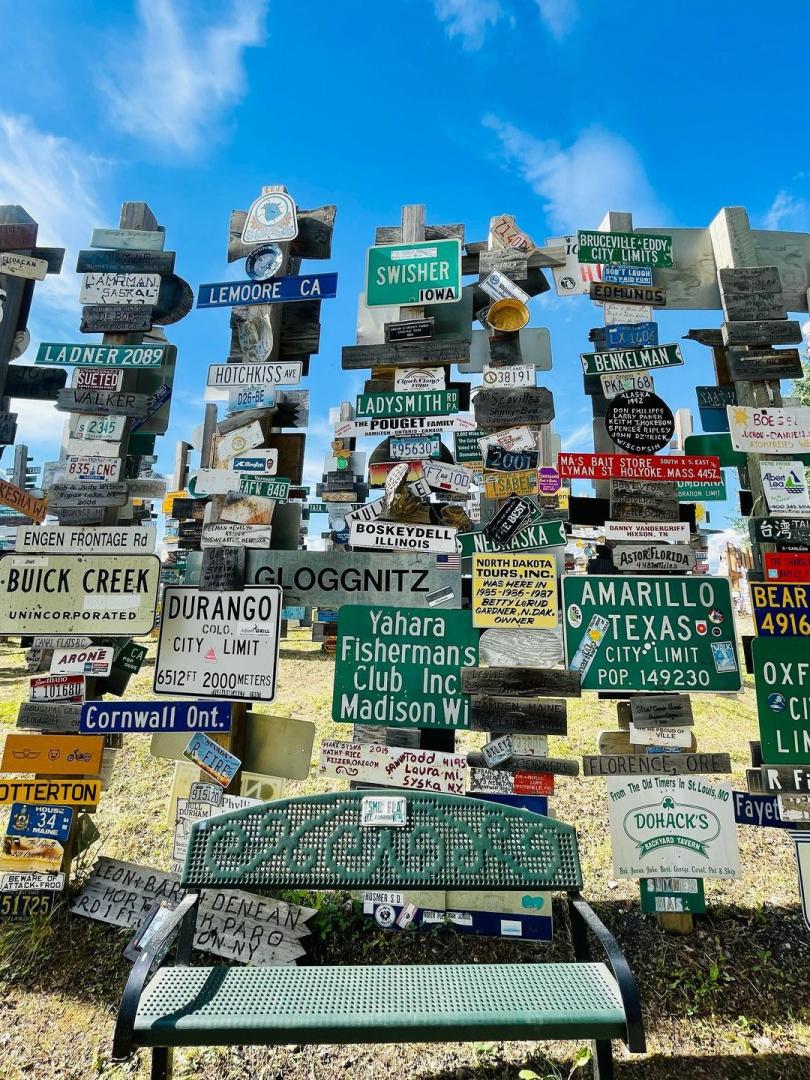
[365, 240, 462, 308]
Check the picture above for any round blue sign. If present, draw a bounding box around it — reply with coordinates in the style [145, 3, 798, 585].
[246, 244, 283, 281]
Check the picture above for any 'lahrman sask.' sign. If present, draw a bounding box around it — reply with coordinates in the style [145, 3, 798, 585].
[562, 575, 741, 692]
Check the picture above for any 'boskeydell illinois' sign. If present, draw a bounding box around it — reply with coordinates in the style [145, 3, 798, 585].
[562, 575, 741, 692]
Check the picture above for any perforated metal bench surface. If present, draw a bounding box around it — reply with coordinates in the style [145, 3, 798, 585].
[133, 962, 627, 1047]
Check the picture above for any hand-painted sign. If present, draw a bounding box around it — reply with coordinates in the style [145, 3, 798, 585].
[154, 587, 282, 702]
[606, 775, 739, 878]
[318, 740, 466, 794]
[36, 342, 168, 368]
[0, 252, 48, 279]
[79, 700, 232, 735]
[356, 390, 458, 419]
[604, 521, 689, 542]
[366, 239, 461, 307]
[590, 281, 666, 306]
[79, 273, 160, 305]
[605, 322, 658, 349]
[558, 453, 720, 483]
[728, 406, 810, 455]
[332, 606, 478, 729]
[751, 582, 810, 636]
[605, 391, 674, 454]
[1, 734, 104, 776]
[760, 461, 810, 513]
[577, 230, 673, 268]
[612, 543, 695, 574]
[349, 520, 457, 553]
[0, 554, 160, 636]
[753, 637, 810, 763]
[6, 804, 73, 842]
[183, 732, 240, 788]
[639, 877, 705, 914]
[206, 362, 302, 388]
[580, 343, 682, 377]
[56, 388, 150, 417]
[764, 552, 810, 582]
[0, 480, 46, 524]
[563, 574, 741, 692]
[472, 553, 557, 629]
[196, 274, 337, 308]
[675, 478, 727, 502]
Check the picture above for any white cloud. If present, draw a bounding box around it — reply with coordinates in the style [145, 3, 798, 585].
[0, 113, 106, 323]
[534, 0, 578, 39]
[560, 421, 592, 450]
[761, 190, 810, 231]
[432, 0, 503, 50]
[100, 0, 268, 155]
[483, 116, 665, 232]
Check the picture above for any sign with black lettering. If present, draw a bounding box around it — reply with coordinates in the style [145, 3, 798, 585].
[0, 554, 160, 636]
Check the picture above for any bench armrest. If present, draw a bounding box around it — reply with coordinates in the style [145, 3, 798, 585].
[568, 893, 646, 1053]
[112, 893, 199, 1060]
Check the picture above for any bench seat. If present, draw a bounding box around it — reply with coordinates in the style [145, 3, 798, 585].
[133, 962, 627, 1048]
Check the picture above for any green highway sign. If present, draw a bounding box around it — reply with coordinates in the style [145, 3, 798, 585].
[365, 239, 462, 308]
[356, 390, 459, 419]
[562, 574, 741, 693]
[239, 477, 290, 501]
[676, 477, 728, 502]
[457, 518, 566, 558]
[454, 429, 486, 463]
[580, 343, 682, 377]
[332, 605, 478, 729]
[577, 230, 673, 269]
[36, 342, 170, 368]
[753, 637, 810, 764]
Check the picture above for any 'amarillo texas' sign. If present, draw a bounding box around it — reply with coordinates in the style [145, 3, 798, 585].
[606, 775, 740, 879]
[562, 575, 741, 692]
[332, 606, 478, 729]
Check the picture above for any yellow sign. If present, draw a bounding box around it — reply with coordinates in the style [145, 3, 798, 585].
[0, 779, 102, 807]
[483, 470, 537, 499]
[557, 489, 570, 510]
[471, 553, 558, 629]
[162, 489, 188, 515]
[1, 734, 104, 776]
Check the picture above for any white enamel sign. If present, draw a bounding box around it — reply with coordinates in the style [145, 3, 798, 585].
[760, 461, 810, 512]
[154, 587, 282, 702]
[16, 526, 156, 556]
[207, 362, 302, 389]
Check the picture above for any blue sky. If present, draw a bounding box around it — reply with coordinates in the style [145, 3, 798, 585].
[1, 0, 809, 542]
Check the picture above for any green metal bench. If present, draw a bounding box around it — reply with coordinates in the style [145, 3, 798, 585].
[112, 791, 645, 1079]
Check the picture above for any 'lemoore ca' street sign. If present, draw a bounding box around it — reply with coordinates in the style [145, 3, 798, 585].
[562, 575, 741, 693]
[365, 240, 462, 308]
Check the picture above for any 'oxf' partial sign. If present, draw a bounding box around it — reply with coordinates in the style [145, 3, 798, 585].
[365, 240, 461, 308]
[154, 587, 282, 702]
[753, 638, 810, 764]
[0, 554, 160, 636]
[562, 575, 741, 693]
[332, 606, 478, 729]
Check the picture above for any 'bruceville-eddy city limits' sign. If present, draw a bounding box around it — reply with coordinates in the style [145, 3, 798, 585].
[562, 575, 741, 693]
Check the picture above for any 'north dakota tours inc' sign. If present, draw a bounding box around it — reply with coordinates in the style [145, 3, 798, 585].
[562, 575, 741, 693]
[333, 606, 478, 729]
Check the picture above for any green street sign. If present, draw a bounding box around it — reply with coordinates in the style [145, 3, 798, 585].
[686, 432, 810, 468]
[753, 637, 810, 763]
[577, 230, 673, 269]
[580, 343, 682, 377]
[454, 429, 486, 463]
[562, 574, 741, 693]
[639, 877, 705, 914]
[365, 239, 462, 308]
[356, 390, 459, 419]
[36, 342, 170, 368]
[113, 641, 148, 675]
[239, 477, 290, 501]
[676, 477, 728, 502]
[333, 605, 478, 729]
[457, 518, 566, 557]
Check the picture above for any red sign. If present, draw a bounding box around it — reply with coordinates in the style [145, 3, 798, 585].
[28, 675, 85, 704]
[557, 453, 721, 483]
[764, 552, 810, 582]
[513, 771, 555, 795]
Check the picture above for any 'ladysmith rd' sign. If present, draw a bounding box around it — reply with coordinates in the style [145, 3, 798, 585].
[562, 575, 741, 693]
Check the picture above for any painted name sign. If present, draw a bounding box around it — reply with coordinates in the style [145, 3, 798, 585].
[318, 740, 466, 794]
[558, 453, 720, 483]
[728, 406, 810, 455]
[79, 700, 233, 734]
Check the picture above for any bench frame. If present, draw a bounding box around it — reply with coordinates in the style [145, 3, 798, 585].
[112, 792, 645, 1079]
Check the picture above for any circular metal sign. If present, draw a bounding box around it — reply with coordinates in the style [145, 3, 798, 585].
[246, 244, 284, 281]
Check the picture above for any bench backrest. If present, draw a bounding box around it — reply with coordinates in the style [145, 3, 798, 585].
[182, 790, 582, 891]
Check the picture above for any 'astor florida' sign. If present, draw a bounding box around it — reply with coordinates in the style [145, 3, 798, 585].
[562, 575, 741, 693]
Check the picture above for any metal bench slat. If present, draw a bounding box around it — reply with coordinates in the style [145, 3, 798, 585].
[133, 962, 626, 1047]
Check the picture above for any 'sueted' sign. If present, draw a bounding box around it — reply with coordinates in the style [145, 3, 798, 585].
[750, 582, 810, 637]
[580, 343, 683, 377]
[318, 740, 466, 794]
[606, 775, 740, 879]
[366, 239, 462, 308]
[0, 554, 160, 636]
[728, 406, 810, 455]
[472, 554, 558, 629]
[753, 638, 810, 764]
[154, 587, 282, 702]
[332, 606, 478, 729]
[577, 230, 673, 268]
[563, 575, 741, 693]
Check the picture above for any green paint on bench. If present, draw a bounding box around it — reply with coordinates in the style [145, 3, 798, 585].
[182, 790, 583, 891]
[132, 963, 627, 1047]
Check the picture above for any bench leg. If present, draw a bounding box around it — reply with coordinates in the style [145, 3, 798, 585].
[151, 1047, 173, 1080]
[591, 1039, 614, 1080]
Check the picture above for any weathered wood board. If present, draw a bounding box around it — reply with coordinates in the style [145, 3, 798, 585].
[468, 696, 567, 735]
[726, 348, 803, 381]
[466, 752, 578, 776]
[583, 753, 732, 777]
[460, 667, 581, 698]
[721, 319, 801, 346]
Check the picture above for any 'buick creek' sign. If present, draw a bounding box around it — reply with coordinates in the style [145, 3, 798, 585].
[0, 554, 160, 636]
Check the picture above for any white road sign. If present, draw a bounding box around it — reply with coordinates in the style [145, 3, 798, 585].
[15, 526, 156, 555]
[79, 273, 160, 305]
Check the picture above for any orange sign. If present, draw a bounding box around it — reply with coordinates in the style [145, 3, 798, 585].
[0, 478, 47, 524]
[0, 779, 102, 807]
[1, 734, 104, 776]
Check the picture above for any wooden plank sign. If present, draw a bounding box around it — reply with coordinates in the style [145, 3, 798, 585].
[0, 480, 46, 524]
[16, 703, 82, 733]
[1, 734, 104, 776]
[79, 272, 160, 305]
[728, 406, 810, 455]
[473, 387, 554, 428]
[722, 320, 801, 346]
[0, 554, 160, 636]
[471, 553, 557, 629]
[56, 389, 151, 417]
[318, 739, 466, 794]
[630, 695, 694, 727]
[718, 266, 785, 320]
[332, 606, 478, 729]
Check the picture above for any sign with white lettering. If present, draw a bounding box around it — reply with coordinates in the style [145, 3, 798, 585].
[366, 240, 461, 308]
[421, 462, 471, 494]
[604, 521, 690, 542]
[196, 274, 337, 308]
[0, 554, 160, 636]
[318, 740, 466, 794]
[154, 587, 281, 702]
[606, 775, 740, 879]
[753, 638, 810, 763]
[36, 342, 168, 368]
[65, 456, 122, 482]
[357, 390, 458, 419]
[28, 675, 85, 704]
